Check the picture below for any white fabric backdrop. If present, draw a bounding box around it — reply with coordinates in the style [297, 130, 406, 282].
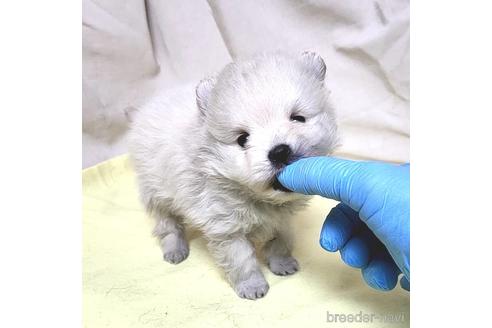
[82, 0, 409, 168]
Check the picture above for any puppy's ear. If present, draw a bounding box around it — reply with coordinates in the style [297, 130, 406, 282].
[196, 77, 216, 114]
[301, 51, 326, 81]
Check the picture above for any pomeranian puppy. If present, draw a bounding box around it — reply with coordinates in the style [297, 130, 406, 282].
[129, 52, 338, 299]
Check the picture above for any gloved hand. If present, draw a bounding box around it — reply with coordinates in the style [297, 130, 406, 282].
[278, 157, 409, 291]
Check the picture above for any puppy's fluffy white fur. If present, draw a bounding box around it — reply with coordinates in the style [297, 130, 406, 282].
[129, 52, 338, 300]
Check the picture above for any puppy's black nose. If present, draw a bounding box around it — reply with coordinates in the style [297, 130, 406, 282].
[268, 144, 292, 166]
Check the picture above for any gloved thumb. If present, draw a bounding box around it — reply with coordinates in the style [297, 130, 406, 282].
[277, 156, 372, 211]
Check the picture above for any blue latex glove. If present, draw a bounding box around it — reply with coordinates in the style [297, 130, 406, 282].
[278, 157, 409, 291]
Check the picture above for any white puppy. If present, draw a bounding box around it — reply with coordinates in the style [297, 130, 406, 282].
[129, 52, 338, 300]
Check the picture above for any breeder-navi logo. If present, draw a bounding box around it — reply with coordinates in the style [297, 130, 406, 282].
[326, 310, 406, 324]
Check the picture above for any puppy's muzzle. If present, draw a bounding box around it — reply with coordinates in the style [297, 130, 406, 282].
[268, 144, 296, 192]
[272, 176, 292, 192]
[268, 144, 292, 167]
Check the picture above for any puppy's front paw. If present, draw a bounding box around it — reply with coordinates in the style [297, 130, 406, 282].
[268, 256, 299, 276]
[235, 275, 269, 300]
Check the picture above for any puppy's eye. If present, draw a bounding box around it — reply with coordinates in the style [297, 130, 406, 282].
[237, 132, 249, 148]
[290, 114, 306, 123]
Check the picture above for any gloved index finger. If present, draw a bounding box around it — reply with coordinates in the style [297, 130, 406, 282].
[277, 156, 367, 206]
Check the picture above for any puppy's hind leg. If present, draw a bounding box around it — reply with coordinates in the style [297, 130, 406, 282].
[263, 230, 299, 276]
[153, 213, 189, 264]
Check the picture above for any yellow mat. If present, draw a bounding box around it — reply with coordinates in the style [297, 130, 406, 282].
[83, 155, 409, 328]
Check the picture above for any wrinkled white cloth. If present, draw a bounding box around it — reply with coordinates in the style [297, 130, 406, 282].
[82, 0, 409, 168]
